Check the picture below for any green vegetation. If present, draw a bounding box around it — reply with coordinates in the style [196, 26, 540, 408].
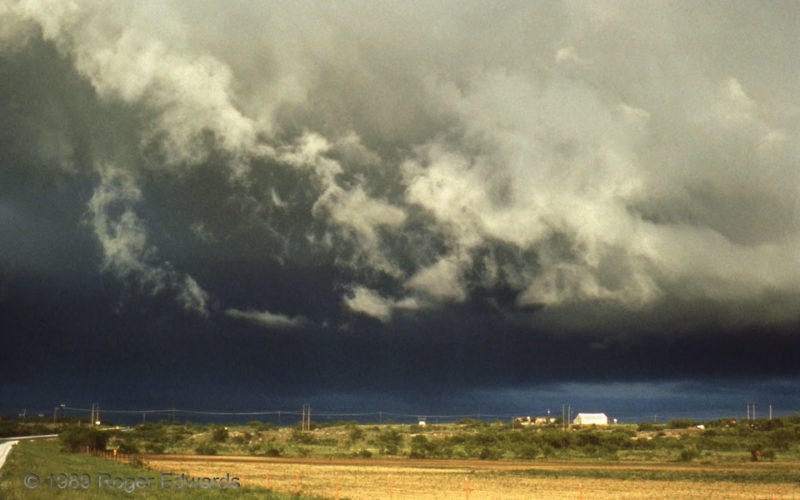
[34, 412, 800, 464]
[0, 439, 325, 499]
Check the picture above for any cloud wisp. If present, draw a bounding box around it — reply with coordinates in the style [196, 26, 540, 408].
[226, 308, 310, 330]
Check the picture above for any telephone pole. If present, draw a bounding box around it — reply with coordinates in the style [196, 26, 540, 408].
[301, 404, 311, 431]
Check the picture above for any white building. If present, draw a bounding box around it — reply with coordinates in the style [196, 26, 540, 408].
[573, 413, 609, 425]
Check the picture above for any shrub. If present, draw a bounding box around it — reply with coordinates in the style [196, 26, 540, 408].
[679, 447, 699, 461]
[59, 426, 108, 452]
[117, 440, 139, 454]
[265, 445, 283, 457]
[515, 443, 539, 459]
[667, 419, 697, 429]
[479, 446, 502, 460]
[409, 435, 434, 458]
[195, 442, 218, 455]
[348, 427, 364, 442]
[375, 429, 402, 455]
[145, 442, 165, 454]
[290, 429, 317, 444]
[357, 448, 372, 458]
[211, 425, 228, 442]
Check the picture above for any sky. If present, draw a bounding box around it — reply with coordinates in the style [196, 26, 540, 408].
[1, 1, 799, 422]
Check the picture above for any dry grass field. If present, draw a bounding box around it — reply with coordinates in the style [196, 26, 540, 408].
[145, 455, 800, 500]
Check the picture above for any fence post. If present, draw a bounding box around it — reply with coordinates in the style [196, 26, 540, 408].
[465, 476, 469, 500]
[579, 483, 584, 500]
[265, 471, 270, 489]
[388, 476, 393, 500]
[296, 472, 300, 494]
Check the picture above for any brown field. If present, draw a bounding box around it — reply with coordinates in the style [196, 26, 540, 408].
[143, 455, 800, 499]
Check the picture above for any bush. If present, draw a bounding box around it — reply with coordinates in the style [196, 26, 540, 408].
[667, 419, 697, 429]
[290, 429, 317, 444]
[211, 425, 228, 442]
[409, 435, 434, 458]
[479, 446, 502, 460]
[264, 445, 283, 457]
[195, 442, 218, 455]
[145, 442, 165, 454]
[117, 440, 139, 454]
[679, 447, 699, 461]
[59, 426, 108, 452]
[348, 427, 364, 442]
[375, 429, 402, 455]
[515, 443, 539, 459]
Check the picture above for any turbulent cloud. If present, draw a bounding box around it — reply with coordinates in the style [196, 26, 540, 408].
[86, 165, 209, 315]
[2, 1, 798, 333]
[225, 308, 309, 329]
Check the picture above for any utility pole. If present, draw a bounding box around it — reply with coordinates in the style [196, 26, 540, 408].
[301, 404, 311, 431]
[769, 404, 773, 421]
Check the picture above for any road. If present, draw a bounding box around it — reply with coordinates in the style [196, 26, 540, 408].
[0, 435, 57, 472]
[0, 440, 18, 472]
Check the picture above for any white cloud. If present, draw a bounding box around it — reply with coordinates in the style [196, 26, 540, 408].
[87, 164, 210, 315]
[343, 286, 423, 323]
[405, 256, 466, 302]
[178, 276, 210, 317]
[225, 308, 308, 329]
[343, 286, 393, 323]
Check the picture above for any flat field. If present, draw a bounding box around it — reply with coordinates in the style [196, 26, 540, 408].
[147, 455, 800, 500]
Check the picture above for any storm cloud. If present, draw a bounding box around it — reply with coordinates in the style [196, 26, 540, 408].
[1, 1, 798, 413]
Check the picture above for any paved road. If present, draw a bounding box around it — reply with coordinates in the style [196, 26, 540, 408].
[0, 440, 19, 472]
[0, 435, 57, 473]
[0, 434, 58, 443]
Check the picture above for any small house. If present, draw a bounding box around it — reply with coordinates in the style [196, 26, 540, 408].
[573, 413, 609, 425]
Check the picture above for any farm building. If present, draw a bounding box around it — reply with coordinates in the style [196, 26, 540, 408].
[573, 413, 609, 425]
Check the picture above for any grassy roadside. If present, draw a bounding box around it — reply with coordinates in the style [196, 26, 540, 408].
[0, 440, 327, 499]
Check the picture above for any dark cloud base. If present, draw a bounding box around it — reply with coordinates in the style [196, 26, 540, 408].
[2, 276, 798, 414]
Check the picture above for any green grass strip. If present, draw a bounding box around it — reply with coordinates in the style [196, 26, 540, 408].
[0, 440, 326, 499]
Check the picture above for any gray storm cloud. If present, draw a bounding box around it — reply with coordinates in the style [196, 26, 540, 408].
[4, 0, 798, 330]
